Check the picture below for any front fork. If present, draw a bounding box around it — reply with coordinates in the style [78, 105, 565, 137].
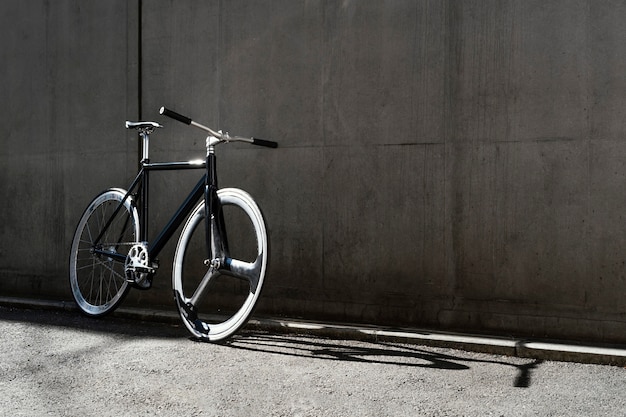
[204, 140, 229, 270]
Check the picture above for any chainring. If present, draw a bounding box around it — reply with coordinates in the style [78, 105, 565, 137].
[125, 243, 153, 290]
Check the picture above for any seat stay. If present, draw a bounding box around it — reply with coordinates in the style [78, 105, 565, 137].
[92, 171, 143, 247]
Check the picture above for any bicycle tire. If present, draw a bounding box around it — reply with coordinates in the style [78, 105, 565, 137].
[172, 188, 268, 342]
[69, 188, 139, 316]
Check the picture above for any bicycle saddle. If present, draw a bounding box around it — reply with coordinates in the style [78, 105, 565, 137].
[125, 121, 163, 130]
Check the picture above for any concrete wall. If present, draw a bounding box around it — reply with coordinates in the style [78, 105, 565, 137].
[2, 0, 626, 344]
[0, 1, 139, 294]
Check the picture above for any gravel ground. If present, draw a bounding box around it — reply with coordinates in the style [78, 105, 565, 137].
[1, 306, 625, 416]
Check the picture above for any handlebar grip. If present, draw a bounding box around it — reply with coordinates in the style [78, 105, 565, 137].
[159, 106, 192, 125]
[252, 137, 278, 148]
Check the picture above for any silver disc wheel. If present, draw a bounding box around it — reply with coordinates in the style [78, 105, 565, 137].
[173, 188, 268, 342]
[69, 189, 139, 316]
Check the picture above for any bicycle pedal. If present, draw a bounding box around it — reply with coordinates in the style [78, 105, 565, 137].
[133, 265, 156, 274]
[128, 273, 153, 290]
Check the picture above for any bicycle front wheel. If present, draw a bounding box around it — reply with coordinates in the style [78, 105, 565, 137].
[69, 189, 139, 316]
[172, 188, 268, 342]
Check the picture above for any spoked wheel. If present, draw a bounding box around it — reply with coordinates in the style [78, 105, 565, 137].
[69, 189, 139, 316]
[172, 188, 268, 342]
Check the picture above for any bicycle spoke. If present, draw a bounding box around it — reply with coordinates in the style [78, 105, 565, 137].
[225, 256, 262, 293]
[189, 267, 220, 306]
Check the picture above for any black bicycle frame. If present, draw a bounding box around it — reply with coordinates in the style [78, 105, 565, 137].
[92, 153, 222, 265]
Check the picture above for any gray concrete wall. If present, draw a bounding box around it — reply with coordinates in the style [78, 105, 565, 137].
[0, 1, 139, 294]
[2, 0, 626, 344]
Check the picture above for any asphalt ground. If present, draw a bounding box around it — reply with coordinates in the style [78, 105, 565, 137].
[1, 303, 625, 416]
[2, 297, 626, 366]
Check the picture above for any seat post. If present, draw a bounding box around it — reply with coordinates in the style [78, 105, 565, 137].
[139, 130, 150, 164]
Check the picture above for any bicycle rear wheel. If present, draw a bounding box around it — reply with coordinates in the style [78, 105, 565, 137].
[69, 189, 139, 316]
[172, 188, 268, 342]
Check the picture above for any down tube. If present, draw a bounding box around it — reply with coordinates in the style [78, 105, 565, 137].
[148, 175, 206, 258]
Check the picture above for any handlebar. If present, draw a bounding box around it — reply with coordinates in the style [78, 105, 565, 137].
[159, 107, 191, 125]
[159, 106, 278, 148]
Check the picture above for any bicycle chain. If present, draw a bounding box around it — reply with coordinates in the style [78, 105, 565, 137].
[98, 242, 143, 247]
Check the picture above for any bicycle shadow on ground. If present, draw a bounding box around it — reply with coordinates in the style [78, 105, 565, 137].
[225, 331, 543, 388]
[0, 306, 542, 388]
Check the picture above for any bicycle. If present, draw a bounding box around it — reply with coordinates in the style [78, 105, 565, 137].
[68, 107, 277, 342]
